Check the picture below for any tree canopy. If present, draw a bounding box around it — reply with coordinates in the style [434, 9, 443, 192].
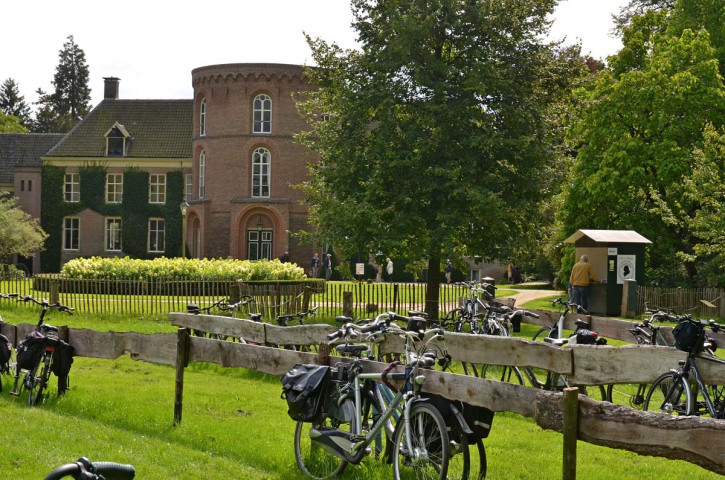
[297, 0, 582, 317]
[0, 197, 48, 260]
[0, 78, 32, 129]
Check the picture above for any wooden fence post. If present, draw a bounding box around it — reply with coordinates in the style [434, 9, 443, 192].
[49, 279, 60, 305]
[57, 325, 70, 395]
[563, 387, 579, 480]
[621, 280, 637, 318]
[228, 283, 240, 304]
[174, 327, 191, 425]
[343, 291, 353, 317]
[393, 284, 399, 314]
[302, 286, 311, 312]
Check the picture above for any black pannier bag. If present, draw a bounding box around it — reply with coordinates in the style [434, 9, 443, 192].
[51, 340, 75, 378]
[673, 321, 702, 352]
[16, 330, 46, 370]
[0, 333, 11, 368]
[423, 393, 495, 442]
[281, 364, 330, 422]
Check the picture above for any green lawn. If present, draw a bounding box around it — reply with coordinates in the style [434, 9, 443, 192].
[0, 302, 720, 479]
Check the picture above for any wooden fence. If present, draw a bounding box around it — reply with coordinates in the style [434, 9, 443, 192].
[637, 285, 725, 318]
[0, 276, 467, 318]
[2, 308, 723, 476]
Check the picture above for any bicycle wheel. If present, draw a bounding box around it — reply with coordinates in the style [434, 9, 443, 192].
[532, 326, 556, 342]
[294, 418, 348, 479]
[606, 383, 649, 409]
[478, 364, 524, 385]
[643, 372, 692, 416]
[446, 423, 470, 480]
[392, 401, 450, 480]
[30, 355, 52, 406]
[442, 309, 466, 333]
[461, 362, 480, 378]
[576, 384, 609, 402]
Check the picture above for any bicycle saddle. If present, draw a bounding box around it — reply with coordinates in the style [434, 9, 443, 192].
[249, 313, 262, 322]
[336, 344, 368, 357]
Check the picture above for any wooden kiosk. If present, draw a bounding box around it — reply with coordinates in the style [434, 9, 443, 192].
[564, 229, 651, 316]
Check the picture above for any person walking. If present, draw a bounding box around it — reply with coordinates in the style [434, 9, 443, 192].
[311, 253, 320, 277]
[445, 259, 453, 284]
[385, 258, 393, 282]
[324, 254, 333, 281]
[569, 255, 600, 311]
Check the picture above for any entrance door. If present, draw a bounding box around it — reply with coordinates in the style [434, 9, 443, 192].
[247, 229, 273, 260]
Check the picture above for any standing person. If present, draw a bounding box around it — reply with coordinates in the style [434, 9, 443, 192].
[385, 258, 393, 282]
[311, 253, 320, 277]
[445, 259, 453, 284]
[324, 254, 333, 281]
[569, 255, 600, 311]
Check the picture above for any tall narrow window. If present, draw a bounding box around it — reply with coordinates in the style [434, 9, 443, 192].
[251, 148, 270, 198]
[63, 217, 80, 250]
[28, 180, 32, 192]
[148, 218, 165, 253]
[64, 173, 80, 202]
[105, 217, 122, 251]
[185, 174, 193, 201]
[199, 98, 206, 136]
[253, 94, 272, 133]
[106, 173, 123, 203]
[20, 180, 25, 192]
[198, 151, 206, 198]
[149, 174, 166, 204]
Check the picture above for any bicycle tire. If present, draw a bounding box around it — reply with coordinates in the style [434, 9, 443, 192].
[294, 418, 348, 479]
[606, 383, 649, 409]
[446, 422, 471, 480]
[392, 401, 450, 480]
[31, 352, 52, 406]
[532, 326, 555, 342]
[25, 357, 43, 406]
[643, 372, 692, 415]
[473, 439, 487, 480]
[478, 364, 524, 385]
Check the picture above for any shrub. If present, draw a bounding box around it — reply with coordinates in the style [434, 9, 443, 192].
[60, 256, 306, 282]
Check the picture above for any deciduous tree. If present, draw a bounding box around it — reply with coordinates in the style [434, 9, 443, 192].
[0, 197, 48, 260]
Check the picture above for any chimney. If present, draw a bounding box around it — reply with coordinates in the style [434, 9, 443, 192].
[103, 77, 120, 100]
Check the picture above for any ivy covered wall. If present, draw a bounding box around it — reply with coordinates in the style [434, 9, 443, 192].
[41, 165, 184, 272]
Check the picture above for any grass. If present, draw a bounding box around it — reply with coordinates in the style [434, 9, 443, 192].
[0, 302, 721, 479]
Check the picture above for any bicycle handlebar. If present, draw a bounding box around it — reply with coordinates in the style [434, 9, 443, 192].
[44, 457, 135, 480]
[19, 295, 74, 314]
[0, 293, 18, 299]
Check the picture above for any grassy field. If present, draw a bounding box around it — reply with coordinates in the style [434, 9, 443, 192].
[0, 298, 721, 479]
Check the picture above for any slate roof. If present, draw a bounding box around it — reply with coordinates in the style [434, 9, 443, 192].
[46, 99, 193, 159]
[0, 133, 65, 183]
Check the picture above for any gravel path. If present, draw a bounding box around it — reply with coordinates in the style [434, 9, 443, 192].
[506, 288, 564, 307]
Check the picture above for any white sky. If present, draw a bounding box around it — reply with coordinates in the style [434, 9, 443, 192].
[1, 0, 629, 109]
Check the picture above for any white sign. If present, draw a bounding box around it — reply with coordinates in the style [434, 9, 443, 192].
[616, 255, 636, 284]
[355, 263, 365, 275]
[608, 247, 618, 256]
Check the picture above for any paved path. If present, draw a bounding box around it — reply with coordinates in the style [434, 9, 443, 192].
[505, 288, 564, 308]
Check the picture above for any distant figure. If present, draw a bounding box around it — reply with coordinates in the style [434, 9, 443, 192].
[311, 253, 320, 277]
[385, 258, 393, 282]
[445, 259, 453, 284]
[569, 255, 600, 311]
[513, 265, 522, 284]
[324, 254, 333, 281]
[278, 251, 290, 263]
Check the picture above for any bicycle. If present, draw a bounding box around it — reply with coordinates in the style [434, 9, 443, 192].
[643, 316, 725, 418]
[606, 305, 682, 408]
[186, 296, 259, 342]
[292, 314, 453, 480]
[441, 282, 496, 333]
[44, 456, 135, 480]
[0, 293, 19, 381]
[10, 295, 74, 406]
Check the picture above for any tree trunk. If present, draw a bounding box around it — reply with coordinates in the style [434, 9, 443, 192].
[425, 249, 441, 320]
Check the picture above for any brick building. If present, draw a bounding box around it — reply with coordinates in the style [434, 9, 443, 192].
[187, 64, 314, 262]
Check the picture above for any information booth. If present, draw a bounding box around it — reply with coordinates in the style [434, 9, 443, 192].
[564, 230, 651, 316]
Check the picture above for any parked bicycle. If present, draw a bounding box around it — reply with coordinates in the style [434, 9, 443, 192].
[10, 295, 75, 406]
[441, 282, 497, 333]
[0, 293, 19, 391]
[44, 457, 135, 480]
[286, 313, 455, 480]
[186, 296, 259, 342]
[643, 315, 725, 418]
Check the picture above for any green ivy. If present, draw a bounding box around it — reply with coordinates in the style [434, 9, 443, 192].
[41, 165, 184, 272]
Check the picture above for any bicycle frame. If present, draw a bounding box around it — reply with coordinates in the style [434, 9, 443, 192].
[680, 354, 725, 417]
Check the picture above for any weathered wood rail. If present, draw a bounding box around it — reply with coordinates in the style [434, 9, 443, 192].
[2, 313, 725, 476]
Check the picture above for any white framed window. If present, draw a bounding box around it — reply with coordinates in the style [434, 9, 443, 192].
[185, 174, 193, 201]
[149, 174, 166, 204]
[148, 218, 165, 253]
[199, 98, 206, 136]
[251, 148, 270, 198]
[64, 173, 80, 203]
[106, 173, 123, 203]
[63, 217, 80, 250]
[198, 151, 206, 198]
[253, 94, 272, 134]
[105, 217, 122, 251]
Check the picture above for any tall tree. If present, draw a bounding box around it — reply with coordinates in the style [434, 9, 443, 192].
[297, 0, 579, 318]
[0, 197, 48, 260]
[0, 78, 32, 128]
[52, 34, 91, 122]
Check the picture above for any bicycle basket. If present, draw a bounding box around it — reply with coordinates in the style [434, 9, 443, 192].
[281, 364, 330, 422]
[672, 321, 702, 352]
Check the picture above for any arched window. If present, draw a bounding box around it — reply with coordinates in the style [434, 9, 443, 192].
[253, 94, 272, 134]
[198, 150, 206, 198]
[199, 98, 206, 136]
[251, 148, 270, 198]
